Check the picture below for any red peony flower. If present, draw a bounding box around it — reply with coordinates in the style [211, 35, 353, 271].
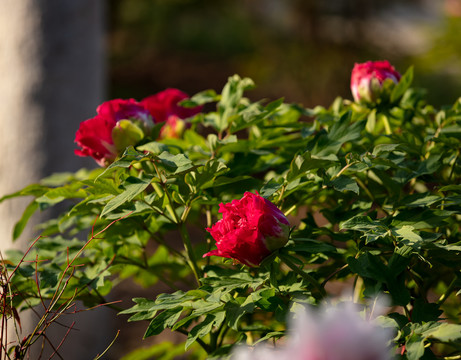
[97, 98, 152, 127]
[350, 60, 401, 103]
[141, 88, 202, 139]
[204, 192, 290, 267]
[75, 98, 153, 166]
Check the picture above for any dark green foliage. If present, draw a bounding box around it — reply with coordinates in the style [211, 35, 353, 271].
[2, 72, 461, 359]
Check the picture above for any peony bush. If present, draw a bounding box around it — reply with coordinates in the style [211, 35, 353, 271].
[1, 61, 461, 359]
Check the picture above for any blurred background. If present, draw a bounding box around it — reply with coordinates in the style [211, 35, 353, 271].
[1, 0, 461, 358]
[109, 0, 461, 108]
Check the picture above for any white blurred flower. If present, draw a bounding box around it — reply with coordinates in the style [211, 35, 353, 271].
[231, 301, 393, 360]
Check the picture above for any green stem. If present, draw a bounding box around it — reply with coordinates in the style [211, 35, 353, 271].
[283, 204, 297, 217]
[330, 161, 355, 182]
[179, 222, 202, 286]
[437, 276, 458, 306]
[278, 253, 325, 300]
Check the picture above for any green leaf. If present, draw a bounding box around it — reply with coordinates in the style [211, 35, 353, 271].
[119, 298, 157, 315]
[399, 193, 441, 208]
[253, 331, 285, 345]
[411, 299, 442, 323]
[424, 323, 461, 342]
[289, 238, 337, 253]
[347, 253, 388, 283]
[181, 89, 219, 107]
[405, 334, 425, 360]
[13, 201, 39, 240]
[39, 266, 60, 289]
[212, 75, 255, 132]
[393, 225, 423, 244]
[136, 141, 169, 154]
[185, 314, 215, 350]
[287, 152, 338, 182]
[101, 176, 152, 217]
[311, 113, 365, 156]
[259, 179, 282, 198]
[372, 143, 402, 156]
[35, 183, 87, 206]
[340, 215, 389, 243]
[391, 66, 414, 103]
[144, 308, 183, 338]
[225, 297, 256, 330]
[0, 184, 49, 203]
[391, 209, 453, 230]
[331, 176, 360, 194]
[157, 152, 195, 174]
[203, 175, 253, 189]
[97, 147, 145, 180]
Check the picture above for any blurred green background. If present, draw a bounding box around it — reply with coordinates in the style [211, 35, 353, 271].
[108, 0, 461, 109]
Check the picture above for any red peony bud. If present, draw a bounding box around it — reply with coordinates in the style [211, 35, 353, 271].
[350, 60, 401, 103]
[204, 192, 290, 267]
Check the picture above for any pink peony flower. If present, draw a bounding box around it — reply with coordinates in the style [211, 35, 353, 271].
[141, 88, 202, 139]
[231, 301, 393, 360]
[74, 98, 153, 166]
[204, 192, 290, 267]
[350, 61, 401, 103]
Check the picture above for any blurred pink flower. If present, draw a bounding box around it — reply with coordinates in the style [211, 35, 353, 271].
[231, 301, 393, 360]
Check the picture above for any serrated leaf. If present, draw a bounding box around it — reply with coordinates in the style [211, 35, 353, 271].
[119, 298, 157, 315]
[260, 179, 282, 198]
[311, 113, 365, 156]
[98, 147, 145, 179]
[393, 225, 422, 243]
[331, 176, 359, 194]
[101, 176, 151, 217]
[225, 297, 256, 330]
[157, 152, 195, 174]
[144, 308, 183, 338]
[287, 152, 338, 181]
[185, 314, 215, 349]
[136, 141, 169, 154]
[39, 267, 60, 289]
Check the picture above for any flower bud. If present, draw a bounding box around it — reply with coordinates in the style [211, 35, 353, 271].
[112, 120, 145, 152]
[159, 115, 186, 139]
[350, 60, 401, 103]
[204, 192, 290, 267]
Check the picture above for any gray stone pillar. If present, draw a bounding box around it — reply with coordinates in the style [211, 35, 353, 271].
[0, 1, 109, 358]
